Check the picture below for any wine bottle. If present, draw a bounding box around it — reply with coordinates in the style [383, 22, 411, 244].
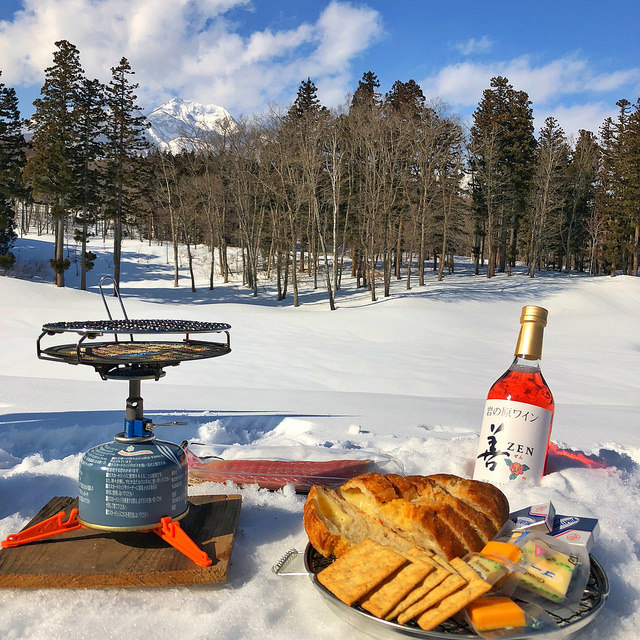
[473, 306, 554, 486]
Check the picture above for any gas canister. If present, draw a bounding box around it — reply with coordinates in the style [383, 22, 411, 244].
[78, 430, 188, 530]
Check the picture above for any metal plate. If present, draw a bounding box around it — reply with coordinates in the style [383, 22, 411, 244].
[42, 319, 231, 335]
[304, 544, 609, 639]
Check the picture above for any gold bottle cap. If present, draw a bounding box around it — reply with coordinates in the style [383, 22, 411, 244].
[520, 305, 548, 327]
[514, 306, 548, 360]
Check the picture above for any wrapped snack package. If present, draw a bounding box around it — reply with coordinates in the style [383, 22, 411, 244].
[506, 531, 591, 617]
[465, 541, 524, 592]
[510, 502, 600, 552]
[465, 596, 559, 638]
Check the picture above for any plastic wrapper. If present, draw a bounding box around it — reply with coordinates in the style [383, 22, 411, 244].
[504, 530, 591, 618]
[464, 541, 524, 592]
[464, 596, 559, 638]
[186, 442, 404, 491]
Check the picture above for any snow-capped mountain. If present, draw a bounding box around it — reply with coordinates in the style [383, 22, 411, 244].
[145, 97, 235, 153]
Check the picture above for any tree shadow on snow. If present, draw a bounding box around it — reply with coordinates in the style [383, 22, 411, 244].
[11, 236, 609, 310]
[110, 262, 590, 309]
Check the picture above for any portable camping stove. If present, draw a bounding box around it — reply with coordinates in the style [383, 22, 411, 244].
[1, 277, 231, 567]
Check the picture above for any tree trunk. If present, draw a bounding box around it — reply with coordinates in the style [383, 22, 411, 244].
[209, 229, 215, 290]
[383, 251, 391, 297]
[80, 215, 88, 291]
[171, 222, 179, 287]
[113, 214, 122, 291]
[55, 215, 65, 288]
[112, 163, 125, 293]
[185, 236, 196, 292]
[395, 217, 403, 280]
[368, 249, 377, 302]
[289, 215, 299, 307]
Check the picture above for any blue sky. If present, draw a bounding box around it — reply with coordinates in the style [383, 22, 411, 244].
[0, 0, 638, 138]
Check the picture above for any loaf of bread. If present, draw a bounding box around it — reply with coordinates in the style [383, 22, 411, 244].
[303, 472, 509, 561]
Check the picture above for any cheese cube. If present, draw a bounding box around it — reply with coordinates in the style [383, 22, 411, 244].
[467, 596, 526, 631]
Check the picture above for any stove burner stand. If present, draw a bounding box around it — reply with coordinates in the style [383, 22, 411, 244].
[2, 277, 232, 567]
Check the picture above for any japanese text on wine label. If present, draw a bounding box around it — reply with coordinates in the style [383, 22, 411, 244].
[476, 422, 507, 471]
[473, 399, 553, 486]
[485, 405, 540, 421]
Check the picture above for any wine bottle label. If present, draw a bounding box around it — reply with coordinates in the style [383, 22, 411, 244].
[473, 399, 553, 486]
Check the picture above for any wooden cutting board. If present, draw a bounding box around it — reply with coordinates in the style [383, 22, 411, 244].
[0, 494, 241, 588]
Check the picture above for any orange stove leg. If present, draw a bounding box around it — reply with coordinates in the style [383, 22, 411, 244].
[1, 508, 86, 548]
[154, 516, 213, 567]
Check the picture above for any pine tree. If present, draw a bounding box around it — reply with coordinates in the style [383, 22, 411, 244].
[563, 129, 599, 272]
[617, 98, 640, 274]
[351, 71, 381, 109]
[597, 100, 638, 275]
[24, 40, 84, 286]
[526, 116, 568, 276]
[0, 71, 26, 268]
[470, 76, 536, 276]
[383, 80, 426, 282]
[285, 78, 336, 307]
[344, 72, 384, 296]
[287, 77, 322, 121]
[384, 79, 425, 120]
[629, 99, 640, 275]
[596, 117, 620, 275]
[104, 57, 149, 290]
[73, 77, 105, 289]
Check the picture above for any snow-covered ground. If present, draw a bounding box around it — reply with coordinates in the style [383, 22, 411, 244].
[1, 234, 639, 640]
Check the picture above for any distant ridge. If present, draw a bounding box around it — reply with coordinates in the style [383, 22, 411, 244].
[145, 97, 235, 153]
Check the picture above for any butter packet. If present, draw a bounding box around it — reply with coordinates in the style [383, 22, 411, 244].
[510, 503, 600, 551]
[510, 502, 556, 534]
[506, 531, 590, 617]
[551, 513, 600, 552]
[464, 596, 559, 639]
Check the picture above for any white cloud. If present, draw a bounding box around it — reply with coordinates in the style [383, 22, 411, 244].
[242, 25, 314, 65]
[542, 102, 618, 141]
[419, 53, 640, 139]
[420, 54, 640, 108]
[0, 0, 382, 115]
[455, 36, 493, 56]
[421, 62, 488, 106]
[312, 1, 382, 71]
[316, 73, 352, 110]
[587, 69, 640, 93]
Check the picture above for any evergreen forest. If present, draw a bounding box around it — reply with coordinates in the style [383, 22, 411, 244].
[1, 40, 640, 309]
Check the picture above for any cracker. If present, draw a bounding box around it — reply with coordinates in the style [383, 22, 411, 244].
[451, 558, 488, 583]
[398, 558, 475, 624]
[317, 539, 407, 606]
[361, 561, 433, 619]
[403, 546, 437, 567]
[396, 570, 467, 625]
[384, 566, 450, 621]
[430, 553, 458, 575]
[416, 564, 492, 630]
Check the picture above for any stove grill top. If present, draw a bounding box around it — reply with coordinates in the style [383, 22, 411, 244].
[38, 320, 231, 380]
[42, 319, 231, 336]
[38, 278, 232, 380]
